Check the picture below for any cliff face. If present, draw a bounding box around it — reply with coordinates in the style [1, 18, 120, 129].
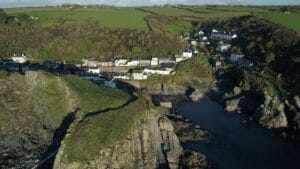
[0, 71, 76, 168]
[54, 103, 183, 169]
[0, 71, 131, 169]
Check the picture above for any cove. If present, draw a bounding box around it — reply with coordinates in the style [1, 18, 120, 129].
[177, 99, 300, 169]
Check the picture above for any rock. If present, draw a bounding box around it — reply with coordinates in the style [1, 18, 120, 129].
[233, 86, 242, 96]
[189, 89, 205, 102]
[55, 110, 183, 169]
[225, 98, 240, 112]
[253, 93, 288, 128]
[294, 95, 300, 110]
[180, 150, 210, 169]
[168, 115, 210, 143]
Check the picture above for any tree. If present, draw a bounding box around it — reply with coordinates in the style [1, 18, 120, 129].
[265, 52, 275, 64]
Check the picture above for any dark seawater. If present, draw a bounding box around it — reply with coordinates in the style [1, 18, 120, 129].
[177, 99, 300, 169]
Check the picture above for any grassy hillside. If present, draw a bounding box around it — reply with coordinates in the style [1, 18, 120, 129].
[64, 95, 151, 162]
[63, 75, 132, 113]
[263, 13, 300, 32]
[0, 71, 131, 127]
[5, 7, 150, 30]
[2, 5, 299, 61]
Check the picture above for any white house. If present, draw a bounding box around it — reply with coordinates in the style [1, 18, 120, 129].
[139, 60, 151, 66]
[88, 68, 101, 74]
[216, 44, 231, 52]
[12, 54, 27, 64]
[201, 36, 208, 41]
[98, 61, 114, 67]
[132, 72, 148, 80]
[127, 60, 140, 66]
[114, 59, 128, 66]
[199, 30, 204, 36]
[230, 53, 245, 63]
[191, 40, 198, 46]
[193, 49, 199, 54]
[104, 80, 117, 88]
[144, 68, 174, 75]
[82, 59, 98, 68]
[182, 52, 193, 58]
[211, 32, 237, 41]
[159, 58, 174, 64]
[113, 74, 130, 80]
[175, 54, 185, 63]
[151, 57, 159, 66]
[215, 61, 222, 69]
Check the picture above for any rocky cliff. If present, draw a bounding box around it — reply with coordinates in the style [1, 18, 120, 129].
[0, 71, 76, 168]
[54, 98, 183, 169]
[0, 71, 131, 169]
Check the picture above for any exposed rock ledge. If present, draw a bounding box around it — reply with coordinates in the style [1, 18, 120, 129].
[54, 109, 183, 169]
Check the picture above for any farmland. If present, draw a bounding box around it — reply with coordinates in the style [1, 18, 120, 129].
[263, 13, 300, 32]
[1, 5, 299, 62]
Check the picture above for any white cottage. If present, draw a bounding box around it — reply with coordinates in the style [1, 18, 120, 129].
[182, 52, 193, 58]
[230, 53, 245, 63]
[151, 57, 159, 66]
[133, 72, 148, 80]
[12, 54, 27, 64]
[114, 59, 128, 66]
[216, 44, 231, 52]
[88, 68, 101, 74]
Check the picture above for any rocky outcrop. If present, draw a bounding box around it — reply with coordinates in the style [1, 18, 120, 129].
[168, 114, 210, 143]
[55, 110, 183, 169]
[189, 89, 205, 102]
[224, 87, 243, 113]
[0, 71, 76, 169]
[180, 150, 210, 169]
[254, 92, 288, 128]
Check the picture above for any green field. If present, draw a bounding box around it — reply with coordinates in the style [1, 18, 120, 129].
[263, 13, 300, 32]
[63, 75, 132, 113]
[5, 7, 150, 30]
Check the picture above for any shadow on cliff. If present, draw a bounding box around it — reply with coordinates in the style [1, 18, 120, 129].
[37, 109, 79, 169]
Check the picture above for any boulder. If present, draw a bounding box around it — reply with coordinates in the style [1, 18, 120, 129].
[225, 98, 241, 112]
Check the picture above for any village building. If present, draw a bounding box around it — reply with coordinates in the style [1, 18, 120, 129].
[215, 60, 222, 69]
[139, 60, 151, 66]
[113, 74, 130, 80]
[88, 68, 101, 74]
[182, 51, 193, 58]
[144, 67, 175, 75]
[159, 58, 174, 64]
[216, 43, 231, 52]
[82, 59, 98, 68]
[199, 30, 204, 36]
[98, 61, 114, 67]
[191, 40, 198, 46]
[236, 58, 254, 68]
[127, 60, 140, 66]
[230, 53, 245, 63]
[104, 80, 117, 88]
[132, 72, 148, 80]
[151, 57, 159, 66]
[114, 59, 128, 67]
[211, 32, 237, 41]
[175, 54, 185, 63]
[12, 54, 27, 64]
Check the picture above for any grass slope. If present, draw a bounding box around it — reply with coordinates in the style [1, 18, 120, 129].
[5, 7, 150, 30]
[263, 13, 300, 32]
[63, 75, 131, 114]
[64, 95, 151, 162]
